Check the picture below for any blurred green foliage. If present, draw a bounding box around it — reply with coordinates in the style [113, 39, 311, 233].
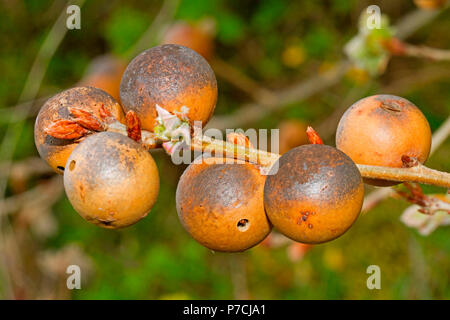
[104, 7, 148, 54]
[0, 0, 449, 300]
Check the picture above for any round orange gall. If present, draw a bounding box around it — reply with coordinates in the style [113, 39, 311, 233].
[264, 144, 364, 244]
[63, 132, 160, 229]
[278, 119, 309, 154]
[413, 0, 447, 10]
[162, 22, 214, 60]
[336, 94, 431, 186]
[176, 157, 271, 252]
[34, 87, 124, 174]
[79, 55, 127, 102]
[120, 44, 217, 131]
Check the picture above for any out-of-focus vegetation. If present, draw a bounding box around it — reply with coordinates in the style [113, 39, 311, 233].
[0, 0, 449, 299]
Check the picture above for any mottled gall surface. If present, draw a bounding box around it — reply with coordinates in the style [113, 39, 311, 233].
[120, 44, 217, 131]
[34, 87, 124, 174]
[336, 94, 431, 186]
[176, 157, 271, 252]
[264, 144, 364, 244]
[64, 132, 159, 229]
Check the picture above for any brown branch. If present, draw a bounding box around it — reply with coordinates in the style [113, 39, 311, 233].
[190, 134, 280, 168]
[403, 43, 450, 61]
[357, 163, 450, 188]
[0, 176, 63, 218]
[207, 61, 351, 129]
[362, 116, 450, 212]
[210, 57, 276, 105]
[92, 116, 450, 188]
[176, 125, 450, 187]
[394, 8, 444, 39]
[43, 102, 450, 188]
[430, 116, 450, 154]
[361, 188, 395, 213]
[189, 135, 450, 188]
[387, 38, 450, 61]
[0, 157, 52, 178]
[397, 182, 450, 215]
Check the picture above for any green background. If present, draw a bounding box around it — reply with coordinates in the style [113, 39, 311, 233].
[0, 0, 449, 299]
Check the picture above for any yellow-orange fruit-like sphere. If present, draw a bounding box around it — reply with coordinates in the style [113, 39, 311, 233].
[64, 132, 159, 229]
[264, 144, 364, 244]
[120, 44, 217, 131]
[162, 22, 214, 60]
[176, 157, 271, 252]
[34, 87, 124, 174]
[336, 94, 431, 186]
[79, 55, 127, 102]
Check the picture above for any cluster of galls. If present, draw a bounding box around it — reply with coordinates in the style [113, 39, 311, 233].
[35, 44, 217, 229]
[34, 44, 432, 252]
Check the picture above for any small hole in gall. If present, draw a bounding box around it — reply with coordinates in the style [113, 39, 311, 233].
[237, 219, 250, 232]
[69, 160, 76, 171]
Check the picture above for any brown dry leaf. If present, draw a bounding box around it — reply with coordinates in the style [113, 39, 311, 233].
[45, 120, 90, 140]
[99, 103, 114, 122]
[126, 110, 142, 142]
[68, 107, 104, 131]
[306, 126, 324, 145]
